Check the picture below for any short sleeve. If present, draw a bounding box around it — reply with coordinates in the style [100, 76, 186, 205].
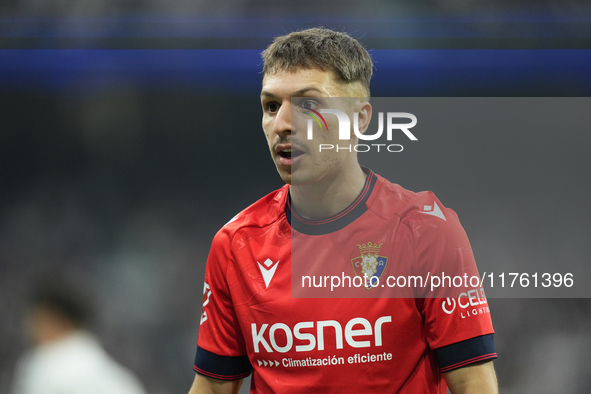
[194, 228, 252, 380]
[407, 193, 497, 371]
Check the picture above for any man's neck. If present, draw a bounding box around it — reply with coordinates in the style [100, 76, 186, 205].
[289, 165, 367, 220]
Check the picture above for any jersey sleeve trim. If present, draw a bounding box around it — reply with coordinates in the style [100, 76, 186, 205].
[193, 346, 252, 380]
[435, 334, 497, 372]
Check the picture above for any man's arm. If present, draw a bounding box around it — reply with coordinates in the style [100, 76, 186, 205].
[443, 360, 498, 394]
[188, 374, 243, 394]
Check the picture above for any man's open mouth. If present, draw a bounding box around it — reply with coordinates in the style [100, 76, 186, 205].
[278, 149, 304, 159]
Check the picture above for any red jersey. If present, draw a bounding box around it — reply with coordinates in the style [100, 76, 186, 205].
[194, 168, 496, 393]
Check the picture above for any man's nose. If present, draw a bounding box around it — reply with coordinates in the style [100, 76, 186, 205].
[273, 101, 292, 136]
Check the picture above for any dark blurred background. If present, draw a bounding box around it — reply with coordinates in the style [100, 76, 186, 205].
[1, 1, 590, 393]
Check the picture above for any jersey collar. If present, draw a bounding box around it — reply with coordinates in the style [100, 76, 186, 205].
[285, 167, 377, 235]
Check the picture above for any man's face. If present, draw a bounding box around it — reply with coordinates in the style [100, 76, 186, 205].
[261, 68, 365, 186]
[26, 305, 76, 346]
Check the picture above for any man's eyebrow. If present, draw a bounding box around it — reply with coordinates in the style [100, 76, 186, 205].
[260, 87, 324, 98]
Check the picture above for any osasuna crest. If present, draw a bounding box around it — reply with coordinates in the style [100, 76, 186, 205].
[351, 242, 388, 290]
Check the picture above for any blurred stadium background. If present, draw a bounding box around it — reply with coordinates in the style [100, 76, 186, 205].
[1, 1, 590, 393]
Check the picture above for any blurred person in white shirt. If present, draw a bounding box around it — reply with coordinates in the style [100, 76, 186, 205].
[12, 281, 147, 394]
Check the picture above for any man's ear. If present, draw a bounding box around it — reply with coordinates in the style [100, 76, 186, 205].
[355, 100, 373, 136]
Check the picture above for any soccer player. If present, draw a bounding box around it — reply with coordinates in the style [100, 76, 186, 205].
[189, 28, 498, 394]
[12, 282, 147, 394]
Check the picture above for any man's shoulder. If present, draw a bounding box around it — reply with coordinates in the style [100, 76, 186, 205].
[371, 173, 458, 225]
[216, 185, 289, 237]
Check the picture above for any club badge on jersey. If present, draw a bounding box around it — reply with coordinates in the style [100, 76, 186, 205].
[351, 242, 388, 290]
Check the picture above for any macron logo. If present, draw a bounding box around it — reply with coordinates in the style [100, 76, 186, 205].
[419, 201, 446, 221]
[258, 258, 280, 288]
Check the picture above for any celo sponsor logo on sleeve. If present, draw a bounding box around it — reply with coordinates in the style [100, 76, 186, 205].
[441, 288, 490, 319]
